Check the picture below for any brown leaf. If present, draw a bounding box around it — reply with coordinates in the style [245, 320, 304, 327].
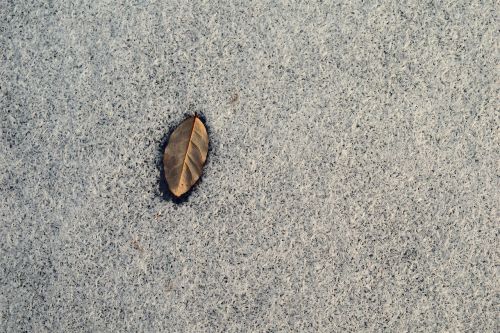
[163, 115, 209, 197]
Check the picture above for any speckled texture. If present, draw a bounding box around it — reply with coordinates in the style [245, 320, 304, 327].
[1, 0, 498, 332]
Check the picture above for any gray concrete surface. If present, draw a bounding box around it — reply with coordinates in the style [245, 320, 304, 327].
[1, 0, 498, 332]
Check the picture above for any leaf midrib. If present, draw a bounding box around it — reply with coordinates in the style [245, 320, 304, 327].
[179, 116, 197, 185]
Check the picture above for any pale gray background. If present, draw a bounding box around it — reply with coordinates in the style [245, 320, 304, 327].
[1, 0, 498, 332]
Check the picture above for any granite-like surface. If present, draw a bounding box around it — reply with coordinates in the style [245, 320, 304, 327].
[1, 1, 498, 331]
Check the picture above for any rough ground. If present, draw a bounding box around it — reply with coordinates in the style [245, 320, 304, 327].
[1, 0, 498, 332]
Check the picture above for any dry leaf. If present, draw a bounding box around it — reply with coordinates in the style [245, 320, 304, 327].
[163, 115, 209, 197]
